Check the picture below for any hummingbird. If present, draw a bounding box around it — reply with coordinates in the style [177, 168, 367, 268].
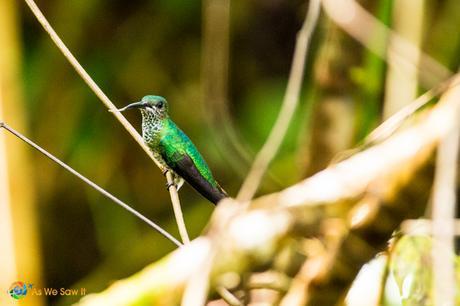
[115, 95, 228, 205]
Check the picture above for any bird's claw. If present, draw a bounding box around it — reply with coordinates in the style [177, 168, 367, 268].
[165, 182, 175, 190]
[162, 169, 169, 176]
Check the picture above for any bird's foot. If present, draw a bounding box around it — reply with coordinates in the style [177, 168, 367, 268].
[175, 178, 184, 191]
[165, 181, 175, 190]
[162, 169, 169, 176]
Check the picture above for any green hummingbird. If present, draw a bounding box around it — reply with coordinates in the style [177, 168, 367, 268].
[116, 95, 228, 205]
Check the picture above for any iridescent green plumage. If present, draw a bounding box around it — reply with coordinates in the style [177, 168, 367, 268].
[158, 119, 218, 187]
[117, 95, 227, 204]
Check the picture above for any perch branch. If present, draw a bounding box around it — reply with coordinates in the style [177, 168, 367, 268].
[237, 0, 321, 201]
[166, 171, 190, 244]
[23, 0, 189, 243]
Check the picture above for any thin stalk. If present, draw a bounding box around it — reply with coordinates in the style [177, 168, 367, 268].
[237, 0, 321, 201]
[365, 74, 460, 146]
[0, 122, 182, 247]
[166, 171, 190, 244]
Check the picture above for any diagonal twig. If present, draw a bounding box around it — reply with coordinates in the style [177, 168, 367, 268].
[329, 74, 460, 165]
[0, 122, 182, 247]
[23, 0, 190, 244]
[365, 74, 460, 146]
[237, 0, 321, 201]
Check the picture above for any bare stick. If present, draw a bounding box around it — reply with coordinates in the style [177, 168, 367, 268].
[431, 111, 459, 305]
[0, 122, 182, 247]
[166, 171, 190, 244]
[23, 0, 190, 242]
[365, 75, 460, 146]
[237, 0, 321, 201]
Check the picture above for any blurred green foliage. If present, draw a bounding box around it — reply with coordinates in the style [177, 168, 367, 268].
[389, 235, 460, 306]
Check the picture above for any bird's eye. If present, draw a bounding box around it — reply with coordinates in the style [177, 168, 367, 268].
[156, 101, 164, 109]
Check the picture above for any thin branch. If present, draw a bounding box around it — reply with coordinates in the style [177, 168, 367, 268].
[166, 171, 190, 244]
[237, 0, 321, 201]
[202, 0, 253, 179]
[431, 109, 459, 306]
[365, 74, 460, 146]
[23, 0, 190, 242]
[330, 74, 460, 164]
[0, 122, 182, 248]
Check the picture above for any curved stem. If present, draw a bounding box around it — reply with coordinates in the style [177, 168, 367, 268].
[237, 0, 321, 201]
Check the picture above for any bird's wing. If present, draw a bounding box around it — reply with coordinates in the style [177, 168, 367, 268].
[158, 135, 226, 204]
[166, 150, 226, 204]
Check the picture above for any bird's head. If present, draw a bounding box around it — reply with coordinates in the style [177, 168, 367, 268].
[115, 95, 169, 120]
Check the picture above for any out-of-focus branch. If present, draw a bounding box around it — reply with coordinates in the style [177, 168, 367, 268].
[237, 0, 321, 201]
[365, 75, 460, 147]
[280, 221, 347, 306]
[383, 0, 424, 118]
[202, 0, 253, 179]
[76, 74, 460, 306]
[431, 101, 459, 305]
[321, 0, 452, 89]
[0, 123, 182, 247]
[23, 0, 189, 244]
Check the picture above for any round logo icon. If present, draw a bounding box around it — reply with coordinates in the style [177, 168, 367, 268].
[8, 281, 28, 300]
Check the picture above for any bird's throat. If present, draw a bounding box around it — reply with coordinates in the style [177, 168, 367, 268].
[141, 110, 163, 145]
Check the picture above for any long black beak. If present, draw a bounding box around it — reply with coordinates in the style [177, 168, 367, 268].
[110, 101, 146, 112]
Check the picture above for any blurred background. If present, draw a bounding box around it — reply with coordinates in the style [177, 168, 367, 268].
[0, 0, 459, 305]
